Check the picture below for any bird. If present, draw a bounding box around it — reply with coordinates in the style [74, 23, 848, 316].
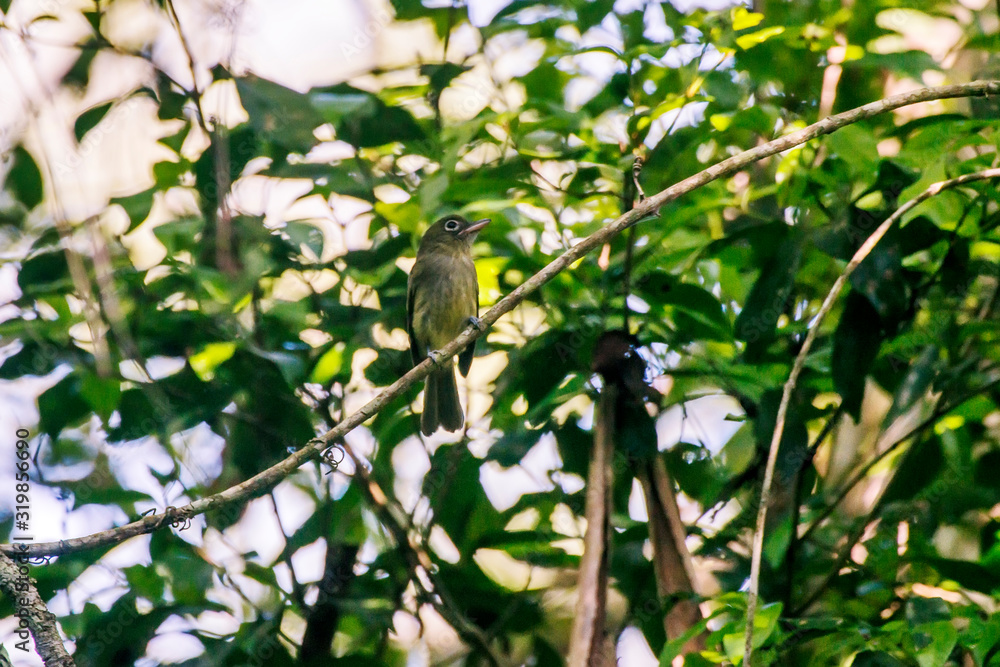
[407, 214, 490, 435]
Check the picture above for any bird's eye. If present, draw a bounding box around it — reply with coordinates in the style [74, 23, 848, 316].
[444, 220, 460, 232]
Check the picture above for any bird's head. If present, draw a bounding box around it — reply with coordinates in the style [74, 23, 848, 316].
[418, 215, 491, 254]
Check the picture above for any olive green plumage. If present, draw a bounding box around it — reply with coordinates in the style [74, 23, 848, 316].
[407, 215, 489, 435]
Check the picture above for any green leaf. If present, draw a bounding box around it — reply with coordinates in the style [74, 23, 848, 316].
[721, 602, 782, 661]
[311, 84, 424, 147]
[63, 46, 97, 88]
[114, 188, 156, 231]
[734, 228, 801, 359]
[884, 345, 938, 425]
[8, 146, 43, 209]
[736, 26, 785, 50]
[18, 249, 70, 297]
[79, 373, 120, 421]
[310, 342, 345, 385]
[832, 292, 882, 420]
[235, 74, 322, 152]
[881, 435, 943, 504]
[284, 220, 326, 257]
[851, 652, 906, 667]
[38, 373, 91, 438]
[912, 621, 957, 667]
[73, 102, 112, 142]
[189, 341, 238, 381]
[643, 273, 732, 342]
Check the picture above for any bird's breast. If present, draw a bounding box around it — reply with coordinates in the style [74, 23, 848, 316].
[410, 252, 478, 350]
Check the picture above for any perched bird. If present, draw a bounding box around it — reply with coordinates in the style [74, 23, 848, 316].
[407, 215, 490, 435]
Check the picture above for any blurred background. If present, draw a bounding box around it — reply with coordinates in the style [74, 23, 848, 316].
[1, 0, 1000, 665]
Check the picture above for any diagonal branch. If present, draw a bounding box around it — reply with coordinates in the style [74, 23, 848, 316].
[743, 167, 1000, 664]
[3, 80, 999, 560]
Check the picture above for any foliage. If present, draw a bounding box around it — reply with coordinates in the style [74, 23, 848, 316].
[1, 0, 1000, 665]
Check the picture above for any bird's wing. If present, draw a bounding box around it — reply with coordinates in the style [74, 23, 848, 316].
[458, 260, 478, 377]
[407, 269, 423, 366]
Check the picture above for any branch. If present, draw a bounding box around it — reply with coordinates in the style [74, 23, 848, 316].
[567, 386, 616, 666]
[0, 550, 75, 666]
[338, 445, 503, 666]
[743, 167, 1000, 664]
[796, 371, 1000, 553]
[3, 80, 999, 560]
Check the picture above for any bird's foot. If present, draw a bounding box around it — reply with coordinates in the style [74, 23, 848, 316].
[427, 349, 446, 366]
[466, 316, 484, 331]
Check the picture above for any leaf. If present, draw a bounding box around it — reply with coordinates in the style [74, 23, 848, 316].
[721, 602, 782, 661]
[189, 342, 238, 381]
[18, 249, 70, 297]
[734, 229, 801, 359]
[884, 345, 937, 425]
[311, 84, 424, 147]
[79, 373, 121, 421]
[73, 102, 112, 142]
[642, 273, 732, 342]
[912, 621, 957, 667]
[732, 7, 764, 31]
[919, 557, 1000, 594]
[736, 26, 785, 50]
[235, 74, 323, 152]
[113, 188, 156, 231]
[283, 220, 326, 258]
[881, 435, 943, 504]
[38, 373, 91, 438]
[832, 292, 882, 420]
[851, 652, 906, 667]
[63, 47, 97, 88]
[487, 430, 543, 467]
[8, 146, 43, 209]
[310, 343, 345, 385]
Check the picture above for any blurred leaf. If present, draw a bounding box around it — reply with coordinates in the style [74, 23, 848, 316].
[312, 84, 424, 147]
[832, 291, 882, 420]
[8, 146, 43, 209]
[235, 74, 322, 152]
[73, 102, 112, 142]
[38, 373, 91, 438]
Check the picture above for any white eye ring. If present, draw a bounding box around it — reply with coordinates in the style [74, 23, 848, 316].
[444, 220, 460, 232]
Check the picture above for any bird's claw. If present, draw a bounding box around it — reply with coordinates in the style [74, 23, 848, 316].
[427, 349, 444, 366]
[466, 316, 484, 331]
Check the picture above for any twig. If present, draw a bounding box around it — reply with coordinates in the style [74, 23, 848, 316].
[791, 373, 1000, 617]
[337, 443, 503, 666]
[163, 0, 209, 134]
[3, 81, 999, 561]
[797, 372, 1000, 549]
[743, 167, 1000, 664]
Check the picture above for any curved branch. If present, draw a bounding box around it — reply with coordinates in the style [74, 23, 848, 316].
[743, 167, 1000, 663]
[3, 80, 998, 560]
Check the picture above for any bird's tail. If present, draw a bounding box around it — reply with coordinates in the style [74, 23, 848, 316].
[422, 366, 464, 435]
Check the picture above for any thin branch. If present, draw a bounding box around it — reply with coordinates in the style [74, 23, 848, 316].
[163, 0, 210, 134]
[338, 444, 503, 666]
[790, 376, 1000, 616]
[743, 167, 1000, 664]
[797, 371, 1000, 549]
[3, 81, 999, 560]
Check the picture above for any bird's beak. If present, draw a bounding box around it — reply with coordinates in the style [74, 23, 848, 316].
[459, 218, 491, 239]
